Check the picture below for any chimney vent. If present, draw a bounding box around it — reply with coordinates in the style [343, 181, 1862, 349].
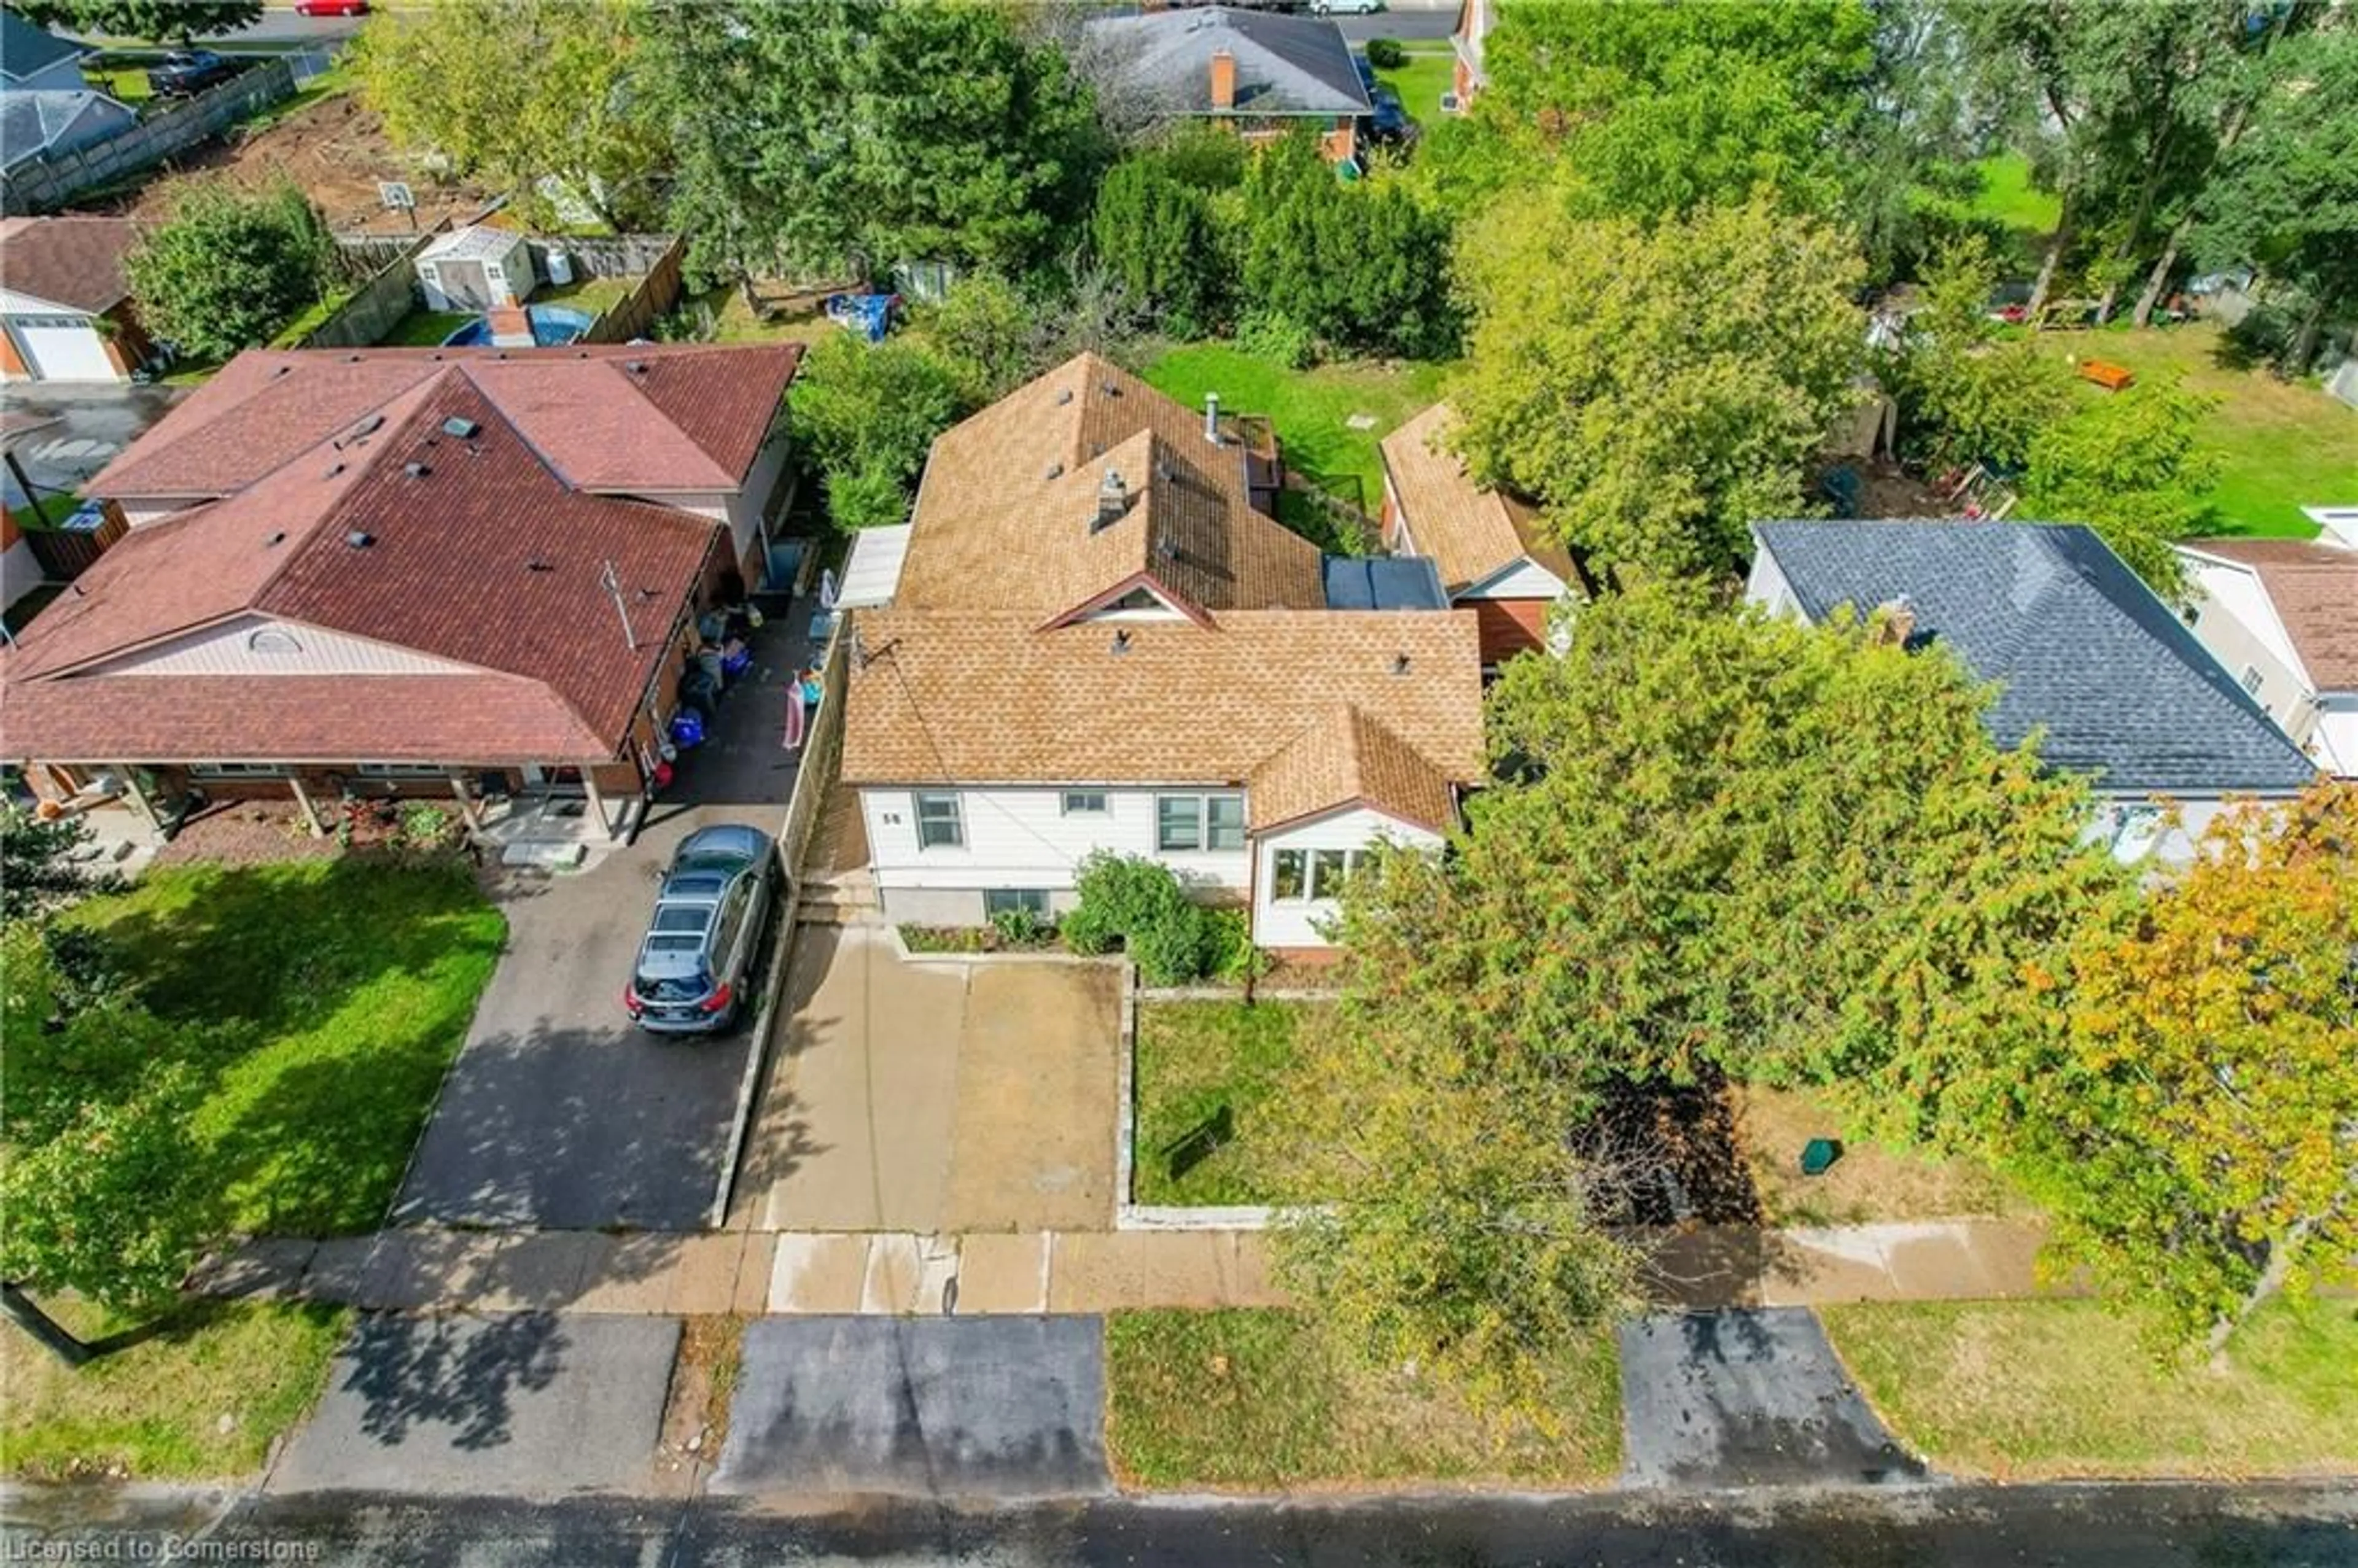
[346, 530, 375, 549]
[1094, 469, 1128, 531]
[1875, 595, 1917, 647]
[1391, 652, 1411, 676]
[1204, 391, 1221, 444]
[403, 460, 431, 479]
[1210, 47, 1237, 110]
[1111, 628, 1132, 656]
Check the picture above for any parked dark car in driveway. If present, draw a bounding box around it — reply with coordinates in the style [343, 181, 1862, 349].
[146, 49, 241, 96]
[625, 823, 777, 1035]
[1366, 86, 1410, 144]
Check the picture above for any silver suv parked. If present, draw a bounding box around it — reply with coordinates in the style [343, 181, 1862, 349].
[625, 823, 776, 1034]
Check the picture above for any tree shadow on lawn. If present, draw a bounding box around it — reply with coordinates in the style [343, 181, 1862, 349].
[69, 856, 507, 1236]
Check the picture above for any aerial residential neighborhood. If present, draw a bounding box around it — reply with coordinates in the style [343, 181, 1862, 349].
[0, 1, 2352, 1564]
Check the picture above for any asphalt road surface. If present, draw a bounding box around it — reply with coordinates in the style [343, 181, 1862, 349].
[10, 1483, 2354, 1567]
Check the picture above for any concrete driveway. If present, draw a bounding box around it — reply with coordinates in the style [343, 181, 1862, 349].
[0, 384, 184, 508]
[731, 927, 1123, 1233]
[392, 609, 815, 1232]
[710, 1316, 1110, 1500]
[1618, 1308, 1928, 1488]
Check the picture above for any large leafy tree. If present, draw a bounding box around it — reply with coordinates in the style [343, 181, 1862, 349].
[123, 179, 330, 362]
[1482, 0, 1877, 222]
[1275, 588, 2131, 1407]
[349, 0, 669, 232]
[2195, 20, 2358, 371]
[644, 0, 1108, 289]
[789, 334, 970, 532]
[1235, 134, 1456, 360]
[1882, 238, 2077, 472]
[2001, 783, 2357, 1354]
[1451, 195, 1864, 580]
[2020, 374, 2219, 599]
[1090, 156, 1226, 338]
[12, 0, 259, 41]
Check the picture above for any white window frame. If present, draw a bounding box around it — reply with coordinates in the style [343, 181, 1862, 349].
[1155, 791, 1245, 853]
[1270, 846, 1363, 902]
[983, 888, 1051, 917]
[1060, 790, 1109, 816]
[190, 761, 289, 778]
[2239, 665, 2264, 697]
[355, 761, 448, 778]
[914, 790, 964, 850]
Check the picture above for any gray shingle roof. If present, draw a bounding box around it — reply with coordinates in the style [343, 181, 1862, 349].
[1086, 6, 1372, 117]
[0, 89, 133, 170]
[1, 10, 84, 84]
[1752, 520, 2319, 795]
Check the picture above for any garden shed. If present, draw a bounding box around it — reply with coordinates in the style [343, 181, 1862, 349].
[414, 225, 532, 312]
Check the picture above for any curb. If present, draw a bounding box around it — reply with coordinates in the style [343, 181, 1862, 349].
[707, 875, 803, 1231]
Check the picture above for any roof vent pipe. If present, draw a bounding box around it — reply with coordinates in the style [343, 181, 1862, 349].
[1204, 392, 1220, 444]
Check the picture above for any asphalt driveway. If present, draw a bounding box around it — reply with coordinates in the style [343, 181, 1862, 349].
[391, 608, 814, 1231]
[711, 1316, 1110, 1499]
[0, 384, 184, 507]
[1618, 1308, 1928, 1488]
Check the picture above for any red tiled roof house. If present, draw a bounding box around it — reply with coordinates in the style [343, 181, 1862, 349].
[0, 341, 801, 840]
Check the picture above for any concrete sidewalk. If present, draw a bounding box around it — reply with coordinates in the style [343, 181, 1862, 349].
[193, 1218, 2072, 1318]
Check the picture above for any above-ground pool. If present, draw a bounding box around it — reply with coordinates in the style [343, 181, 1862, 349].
[441, 304, 596, 347]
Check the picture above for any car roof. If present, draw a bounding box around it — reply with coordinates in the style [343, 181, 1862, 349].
[670, 823, 770, 874]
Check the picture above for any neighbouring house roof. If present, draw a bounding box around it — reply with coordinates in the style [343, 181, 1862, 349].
[1380, 403, 1576, 594]
[839, 608, 1484, 800]
[2, 343, 803, 766]
[1085, 6, 1372, 118]
[2181, 537, 2358, 693]
[0, 90, 133, 171]
[895, 351, 1325, 621]
[87, 341, 798, 500]
[0, 10, 84, 84]
[0, 215, 141, 314]
[1753, 520, 2319, 795]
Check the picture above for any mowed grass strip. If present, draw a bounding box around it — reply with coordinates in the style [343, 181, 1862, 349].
[1105, 1309, 1622, 1489]
[1131, 1000, 1322, 1207]
[2073, 322, 2358, 540]
[1, 1298, 349, 1481]
[1821, 1298, 2358, 1480]
[62, 856, 506, 1235]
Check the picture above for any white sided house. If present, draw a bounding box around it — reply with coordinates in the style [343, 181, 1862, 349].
[838, 354, 1485, 953]
[2174, 534, 2358, 777]
[1747, 520, 2319, 863]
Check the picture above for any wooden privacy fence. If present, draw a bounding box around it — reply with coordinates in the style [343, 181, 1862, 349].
[1, 59, 297, 214]
[297, 223, 450, 350]
[582, 236, 687, 344]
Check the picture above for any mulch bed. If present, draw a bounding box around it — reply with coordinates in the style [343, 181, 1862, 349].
[154, 801, 340, 868]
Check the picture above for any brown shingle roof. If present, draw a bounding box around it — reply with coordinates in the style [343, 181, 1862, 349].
[2187, 538, 2358, 691]
[0, 216, 139, 314]
[1248, 702, 1458, 831]
[1380, 402, 1575, 592]
[897, 352, 1325, 619]
[841, 608, 1484, 791]
[1, 343, 801, 766]
[86, 342, 800, 500]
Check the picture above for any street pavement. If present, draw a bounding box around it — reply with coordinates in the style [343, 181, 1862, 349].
[0, 384, 183, 508]
[12, 1481, 2356, 1566]
[389, 610, 812, 1232]
[1618, 1309, 1926, 1488]
[268, 1314, 680, 1499]
[712, 1316, 1110, 1500]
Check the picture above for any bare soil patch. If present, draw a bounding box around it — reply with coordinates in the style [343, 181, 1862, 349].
[1735, 1083, 2028, 1227]
[101, 92, 492, 235]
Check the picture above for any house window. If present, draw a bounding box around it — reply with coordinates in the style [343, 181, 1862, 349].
[190, 762, 288, 778]
[356, 762, 448, 778]
[1156, 792, 1246, 853]
[2239, 665, 2264, 697]
[914, 791, 963, 849]
[984, 888, 1050, 918]
[1270, 847, 1364, 902]
[1061, 791, 1108, 816]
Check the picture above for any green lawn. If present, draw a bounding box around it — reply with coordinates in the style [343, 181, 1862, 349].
[1, 1298, 348, 1480]
[2072, 322, 2356, 539]
[9, 491, 84, 528]
[1376, 45, 1457, 126]
[1132, 1000, 1322, 1207]
[538, 273, 637, 320]
[58, 857, 505, 1235]
[1823, 1298, 2358, 1479]
[1142, 342, 1451, 517]
[1106, 1309, 1623, 1489]
[1968, 152, 2061, 240]
[378, 308, 478, 347]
